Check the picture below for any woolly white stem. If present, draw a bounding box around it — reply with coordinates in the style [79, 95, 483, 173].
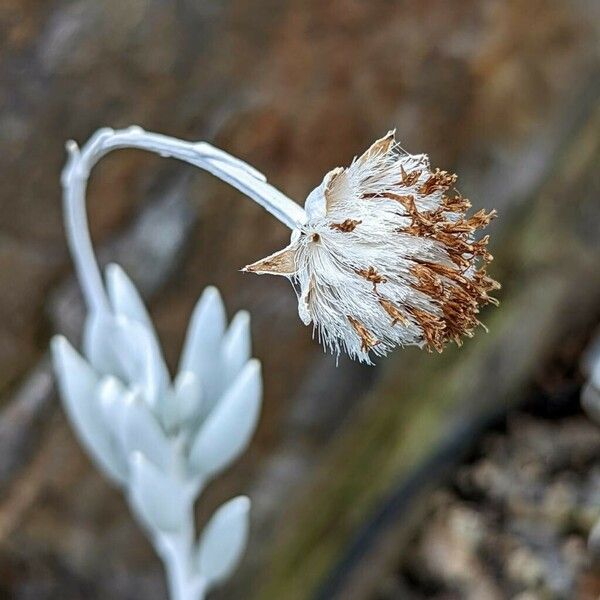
[155, 515, 207, 600]
[142, 437, 207, 600]
[60, 126, 305, 313]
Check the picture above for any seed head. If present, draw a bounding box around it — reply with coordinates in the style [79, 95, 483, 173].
[244, 131, 499, 363]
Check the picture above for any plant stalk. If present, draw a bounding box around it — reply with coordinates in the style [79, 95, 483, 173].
[60, 126, 305, 314]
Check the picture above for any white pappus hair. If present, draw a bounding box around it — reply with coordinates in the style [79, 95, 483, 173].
[244, 131, 499, 364]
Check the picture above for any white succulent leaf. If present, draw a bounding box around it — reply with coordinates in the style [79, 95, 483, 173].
[591, 355, 600, 391]
[196, 496, 250, 588]
[221, 310, 252, 387]
[83, 311, 123, 376]
[581, 382, 600, 424]
[51, 336, 127, 484]
[96, 375, 172, 472]
[120, 392, 172, 472]
[96, 375, 130, 460]
[128, 452, 189, 533]
[105, 263, 156, 334]
[589, 517, 600, 554]
[179, 287, 227, 407]
[188, 360, 261, 479]
[160, 370, 204, 433]
[83, 311, 169, 408]
[96, 375, 129, 422]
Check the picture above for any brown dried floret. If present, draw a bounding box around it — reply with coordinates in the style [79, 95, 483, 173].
[419, 168, 458, 195]
[357, 266, 388, 291]
[359, 162, 500, 351]
[347, 316, 379, 352]
[379, 298, 410, 326]
[400, 166, 422, 187]
[405, 306, 446, 353]
[350, 162, 498, 353]
[408, 259, 499, 351]
[371, 166, 501, 351]
[330, 218, 362, 232]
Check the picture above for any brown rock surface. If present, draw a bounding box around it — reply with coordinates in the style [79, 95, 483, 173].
[392, 415, 600, 600]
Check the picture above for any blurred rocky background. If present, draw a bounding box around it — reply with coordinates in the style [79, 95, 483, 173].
[0, 0, 599, 598]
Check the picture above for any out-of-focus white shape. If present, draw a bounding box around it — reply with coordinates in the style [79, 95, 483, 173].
[581, 327, 600, 559]
[119, 394, 172, 472]
[588, 518, 600, 557]
[129, 452, 188, 533]
[581, 382, 600, 424]
[53, 274, 261, 600]
[179, 287, 227, 407]
[105, 263, 155, 332]
[160, 371, 204, 433]
[221, 310, 252, 385]
[188, 360, 262, 479]
[582, 326, 600, 424]
[51, 337, 127, 484]
[84, 312, 170, 407]
[581, 325, 600, 380]
[196, 496, 251, 588]
[56, 126, 272, 600]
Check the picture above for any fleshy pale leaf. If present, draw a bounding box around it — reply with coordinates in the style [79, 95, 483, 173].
[160, 370, 204, 432]
[119, 393, 172, 472]
[51, 336, 127, 484]
[83, 312, 169, 407]
[179, 287, 227, 404]
[96, 375, 131, 465]
[128, 453, 188, 533]
[220, 310, 251, 400]
[105, 263, 154, 332]
[581, 382, 600, 424]
[96, 375, 174, 471]
[97, 375, 129, 436]
[196, 496, 250, 587]
[188, 360, 261, 479]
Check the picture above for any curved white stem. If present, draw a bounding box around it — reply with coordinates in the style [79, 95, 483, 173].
[60, 126, 306, 313]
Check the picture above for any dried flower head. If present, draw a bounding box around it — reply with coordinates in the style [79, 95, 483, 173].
[244, 131, 500, 363]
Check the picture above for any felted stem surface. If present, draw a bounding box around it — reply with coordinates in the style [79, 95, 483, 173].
[156, 520, 206, 600]
[60, 126, 304, 314]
